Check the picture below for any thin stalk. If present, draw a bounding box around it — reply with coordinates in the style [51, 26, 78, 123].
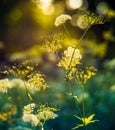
[8, 97, 23, 108]
[63, 24, 71, 38]
[73, 93, 82, 118]
[8, 120, 15, 130]
[68, 82, 82, 117]
[40, 121, 45, 130]
[78, 24, 91, 46]
[82, 85, 85, 118]
[81, 85, 87, 130]
[67, 24, 91, 75]
[23, 79, 33, 103]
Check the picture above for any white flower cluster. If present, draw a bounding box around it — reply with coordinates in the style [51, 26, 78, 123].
[64, 46, 82, 60]
[22, 103, 58, 127]
[24, 103, 36, 114]
[22, 113, 39, 126]
[55, 14, 71, 26]
[37, 109, 58, 121]
[23, 103, 39, 126]
[0, 78, 13, 93]
[58, 46, 82, 69]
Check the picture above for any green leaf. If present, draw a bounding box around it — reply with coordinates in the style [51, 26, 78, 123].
[27, 93, 33, 101]
[74, 115, 82, 120]
[87, 114, 95, 121]
[66, 92, 72, 96]
[73, 96, 79, 101]
[72, 124, 84, 129]
[73, 114, 99, 129]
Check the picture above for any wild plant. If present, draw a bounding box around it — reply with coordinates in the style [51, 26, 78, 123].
[53, 11, 104, 130]
[0, 10, 105, 130]
[0, 61, 58, 130]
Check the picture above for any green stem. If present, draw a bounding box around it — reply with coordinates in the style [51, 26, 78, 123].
[67, 24, 91, 75]
[68, 82, 82, 117]
[73, 94, 82, 118]
[63, 24, 71, 38]
[41, 121, 45, 130]
[82, 85, 87, 130]
[23, 79, 33, 103]
[41, 127, 44, 130]
[78, 24, 91, 46]
[82, 85, 85, 118]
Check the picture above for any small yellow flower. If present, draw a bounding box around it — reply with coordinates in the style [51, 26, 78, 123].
[55, 14, 72, 27]
[27, 73, 48, 91]
[43, 33, 65, 53]
[72, 114, 99, 129]
[0, 105, 17, 121]
[3, 61, 34, 79]
[37, 105, 58, 121]
[81, 11, 104, 26]
[66, 66, 97, 84]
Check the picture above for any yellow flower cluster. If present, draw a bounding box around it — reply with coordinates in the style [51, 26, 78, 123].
[1, 60, 48, 92]
[43, 33, 65, 53]
[27, 73, 48, 91]
[22, 103, 58, 127]
[58, 46, 82, 70]
[37, 105, 58, 121]
[58, 46, 97, 84]
[0, 78, 13, 93]
[81, 11, 104, 26]
[67, 66, 97, 85]
[54, 14, 72, 27]
[76, 66, 97, 84]
[0, 105, 17, 121]
[4, 61, 34, 79]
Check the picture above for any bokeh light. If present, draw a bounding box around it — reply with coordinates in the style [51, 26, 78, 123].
[66, 0, 83, 10]
[96, 2, 109, 15]
[8, 8, 22, 25]
[71, 14, 88, 29]
[36, 0, 54, 15]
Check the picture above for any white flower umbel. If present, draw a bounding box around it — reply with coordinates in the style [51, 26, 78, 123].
[58, 46, 82, 69]
[0, 78, 13, 93]
[55, 14, 72, 27]
[24, 103, 36, 114]
[64, 46, 82, 60]
[22, 113, 39, 126]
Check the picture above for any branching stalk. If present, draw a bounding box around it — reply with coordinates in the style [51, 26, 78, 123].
[67, 24, 91, 75]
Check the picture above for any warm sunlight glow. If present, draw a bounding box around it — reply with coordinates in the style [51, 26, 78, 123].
[66, 0, 83, 10]
[37, 0, 54, 15]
